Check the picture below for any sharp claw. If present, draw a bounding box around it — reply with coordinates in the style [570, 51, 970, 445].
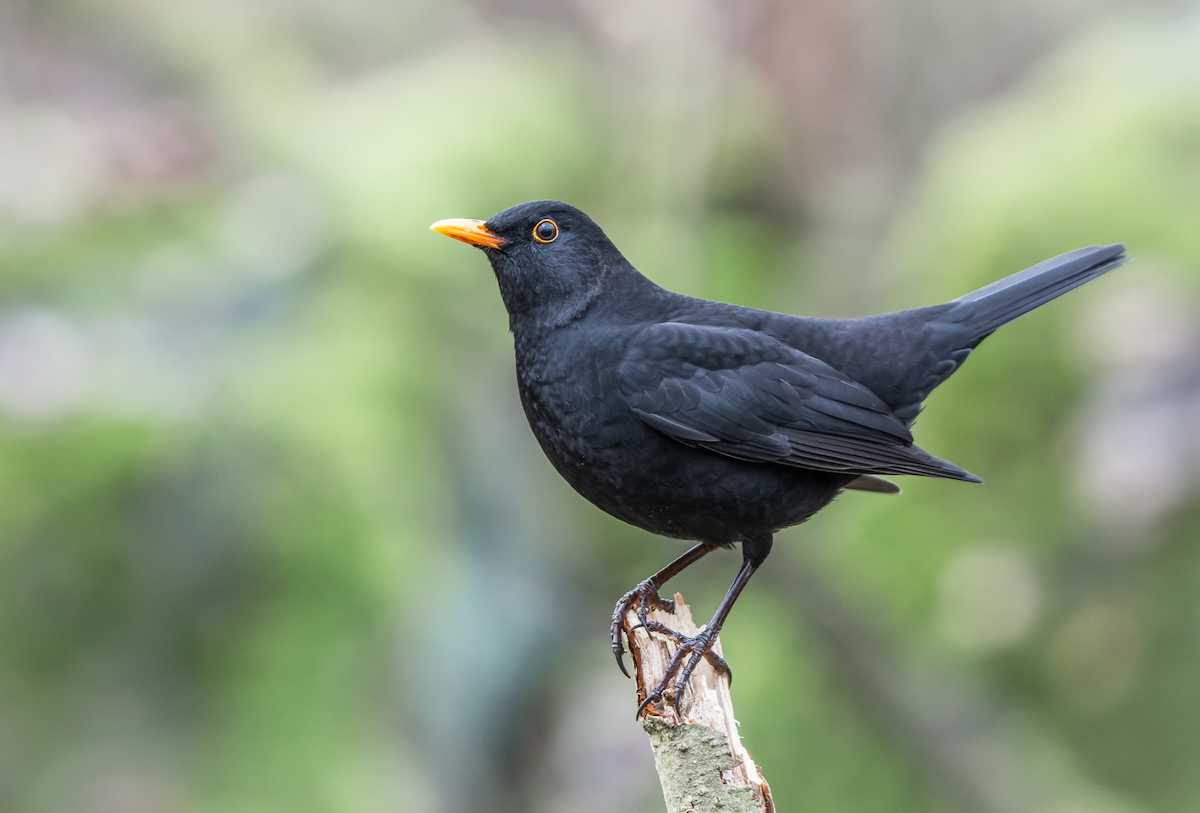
[615, 578, 731, 709]
[611, 579, 675, 679]
[611, 602, 633, 678]
[636, 691, 661, 719]
[615, 649, 631, 679]
[610, 617, 630, 678]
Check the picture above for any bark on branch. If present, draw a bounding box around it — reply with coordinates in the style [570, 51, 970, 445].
[624, 593, 774, 813]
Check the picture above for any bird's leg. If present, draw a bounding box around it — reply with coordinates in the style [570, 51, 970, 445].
[611, 543, 717, 678]
[637, 535, 772, 719]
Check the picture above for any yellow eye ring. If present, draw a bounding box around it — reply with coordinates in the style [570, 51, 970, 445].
[532, 218, 559, 244]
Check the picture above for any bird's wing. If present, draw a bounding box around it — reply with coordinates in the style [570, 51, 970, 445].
[617, 322, 979, 481]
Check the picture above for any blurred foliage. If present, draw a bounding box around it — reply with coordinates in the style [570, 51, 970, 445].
[1, 2, 1198, 812]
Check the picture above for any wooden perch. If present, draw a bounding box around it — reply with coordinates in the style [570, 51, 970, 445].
[624, 592, 774, 813]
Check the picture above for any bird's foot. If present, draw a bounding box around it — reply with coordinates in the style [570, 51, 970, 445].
[635, 626, 731, 719]
[611, 578, 677, 678]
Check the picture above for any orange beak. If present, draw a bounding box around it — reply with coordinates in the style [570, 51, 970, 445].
[430, 218, 507, 250]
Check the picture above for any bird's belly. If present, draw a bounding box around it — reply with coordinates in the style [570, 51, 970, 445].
[519, 383, 842, 541]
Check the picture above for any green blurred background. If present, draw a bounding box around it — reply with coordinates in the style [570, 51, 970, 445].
[2, 1, 1199, 811]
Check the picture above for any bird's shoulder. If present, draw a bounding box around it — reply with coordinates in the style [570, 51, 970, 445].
[620, 319, 793, 370]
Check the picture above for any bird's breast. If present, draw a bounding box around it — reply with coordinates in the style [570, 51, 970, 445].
[514, 333, 638, 478]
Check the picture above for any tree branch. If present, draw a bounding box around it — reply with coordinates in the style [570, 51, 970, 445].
[625, 593, 774, 813]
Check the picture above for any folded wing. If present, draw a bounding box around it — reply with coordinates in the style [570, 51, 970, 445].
[618, 322, 980, 482]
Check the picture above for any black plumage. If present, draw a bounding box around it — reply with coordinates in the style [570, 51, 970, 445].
[432, 200, 1125, 714]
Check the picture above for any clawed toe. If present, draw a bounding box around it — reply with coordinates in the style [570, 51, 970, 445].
[636, 685, 667, 719]
[613, 591, 733, 717]
[634, 629, 729, 719]
[611, 578, 676, 678]
[613, 546, 757, 718]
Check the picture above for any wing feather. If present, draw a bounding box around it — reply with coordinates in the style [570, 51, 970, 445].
[618, 322, 980, 482]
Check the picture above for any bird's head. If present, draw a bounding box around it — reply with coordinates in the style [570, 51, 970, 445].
[431, 200, 632, 327]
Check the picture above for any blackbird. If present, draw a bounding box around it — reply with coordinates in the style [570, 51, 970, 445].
[432, 200, 1125, 716]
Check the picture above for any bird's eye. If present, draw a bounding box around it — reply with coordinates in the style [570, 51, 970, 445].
[532, 218, 559, 244]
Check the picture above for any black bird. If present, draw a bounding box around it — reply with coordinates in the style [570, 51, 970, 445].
[432, 201, 1125, 715]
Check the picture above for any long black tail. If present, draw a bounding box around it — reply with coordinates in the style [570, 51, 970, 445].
[879, 244, 1127, 423]
[943, 243, 1126, 342]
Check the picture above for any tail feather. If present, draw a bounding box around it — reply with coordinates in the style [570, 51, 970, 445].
[882, 243, 1127, 423]
[833, 244, 1127, 474]
[945, 244, 1126, 341]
